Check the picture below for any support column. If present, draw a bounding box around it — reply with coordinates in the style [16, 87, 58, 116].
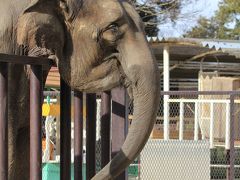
[0, 63, 8, 180]
[111, 87, 128, 180]
[100, 91, 111, 167]
[86, 93, 96, 179]
[60, 79, 71, 180]
[30, 65, 43, 180]
[163, 45, 170, 140]
[74, 91, 83, 180]
[226, 94, 235, 180]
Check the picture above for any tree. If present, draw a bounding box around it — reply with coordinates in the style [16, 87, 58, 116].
[183, 16, 219, 38]
[130, 0, 200, 36]
[184, 0, 240, 39]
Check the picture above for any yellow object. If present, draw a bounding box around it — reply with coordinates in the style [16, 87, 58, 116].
[42, 103, 87, 117]
[42, 104, 60, 116]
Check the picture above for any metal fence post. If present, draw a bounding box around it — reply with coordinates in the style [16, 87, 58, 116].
[194, 102, 199, 141]
[179, 101, 184, 141]
[86, 93, 96, 179]
[0, 63, 8, 180]
[210, 102, 215, 149]
[100, 91, 111, 167]
[226, 94, 235, 180]
[74, 91, 83, 180]
[163, 46, 170, 140]
[111, 87, 128, 180]
[30, 65, 43, 180]
[225, 102, 230, 150]
[60, 78, 71, 180]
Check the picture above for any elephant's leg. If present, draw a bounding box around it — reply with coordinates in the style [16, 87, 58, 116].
[15, 127, 30, 180]
[8, 120, 17, 180]
[8, 64, 27, 180]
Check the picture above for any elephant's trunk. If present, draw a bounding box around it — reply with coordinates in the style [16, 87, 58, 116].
[92, 33, 160, 179]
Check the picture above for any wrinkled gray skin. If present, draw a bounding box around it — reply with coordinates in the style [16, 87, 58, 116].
[0, 0, 160, 179]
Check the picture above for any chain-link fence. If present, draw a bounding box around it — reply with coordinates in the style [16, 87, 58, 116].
[137, 91, 239, 180]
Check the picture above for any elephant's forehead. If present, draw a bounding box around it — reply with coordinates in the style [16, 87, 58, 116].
[96, 0, 123, 22]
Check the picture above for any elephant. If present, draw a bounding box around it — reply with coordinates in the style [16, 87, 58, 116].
[0, 0, 160, 179]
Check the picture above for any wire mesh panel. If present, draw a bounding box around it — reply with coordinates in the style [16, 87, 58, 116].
[140, 140, 210, 180]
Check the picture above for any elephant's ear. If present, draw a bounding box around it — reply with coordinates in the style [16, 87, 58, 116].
[17, 0, 65, 57]
[24, 0, 83, 22]
[23, 0, 40, 13]
[23, 0, 59, 13]
[60, 0, 83, 22]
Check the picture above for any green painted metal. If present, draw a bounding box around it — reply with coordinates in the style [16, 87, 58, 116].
[42, 163, 138, 180]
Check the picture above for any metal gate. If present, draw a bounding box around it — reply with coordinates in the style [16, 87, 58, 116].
[0, 53, 128, 180]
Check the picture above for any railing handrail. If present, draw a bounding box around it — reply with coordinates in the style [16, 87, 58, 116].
[161, 91, 240, 96]
[167, 99, 231, 103]
[0, 53, 55, 66]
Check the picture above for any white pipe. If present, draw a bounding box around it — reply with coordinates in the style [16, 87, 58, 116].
[210, 102, 215, 149]
[42, 116, 54, 162]
[163, 45, 170, 140]
[43, 99, 58, 103]
[96, 99, 101, 141]
[194, 102, 199, 141]
[179, 102, 184, 141]
[225, 102, 230, 149]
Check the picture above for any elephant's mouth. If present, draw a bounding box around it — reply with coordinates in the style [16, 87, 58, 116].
[103, 48, 120, 62]
[103, 49, 119, 62]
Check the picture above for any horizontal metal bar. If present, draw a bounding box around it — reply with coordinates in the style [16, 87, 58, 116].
[210, 164, 240, 168]
[214, 144, 240, 148]
[0, 53, 55, 66]
[44, 91, 60, 96]
[161, 91, 240, 96]
[167, 99, 230, 103]
[43, 99, 58, 103]
[44, 91, 240, 97]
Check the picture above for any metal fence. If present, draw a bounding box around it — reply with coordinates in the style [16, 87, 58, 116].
[41, 91, 239, 180]
[136, 91, 239, 180]
[1, 54, 239, 180]
[0, 54, 54, 180]
[0, 54, 129, 180]
[42, 91, 139, 180]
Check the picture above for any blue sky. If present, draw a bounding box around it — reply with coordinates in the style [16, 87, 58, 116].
[158, 0, 221, 37]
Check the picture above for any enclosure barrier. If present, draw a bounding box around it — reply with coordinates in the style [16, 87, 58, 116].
[0, 53, 128, 180]
[1, 53, 239, 180]
[159, 91, 237, 180]
[0, 53, 53, 180]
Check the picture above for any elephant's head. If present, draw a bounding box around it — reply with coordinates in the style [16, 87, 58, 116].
[17, 0, 160, 179]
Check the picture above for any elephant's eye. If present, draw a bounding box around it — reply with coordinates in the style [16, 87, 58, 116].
[106, 23, 119, 34]
[101, 23, 121, 45]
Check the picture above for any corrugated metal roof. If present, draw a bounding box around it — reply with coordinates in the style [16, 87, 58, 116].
[147, 37, 240, 58]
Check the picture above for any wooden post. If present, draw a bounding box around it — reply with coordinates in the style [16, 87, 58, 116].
[100, 91, 111, 167]
[60, 79, 71, 180]
[30, 65, 43, 180]
[74, 91, 83, 180]
[0, 63, 8, 180]
[86, 93, 96, 179]
[111, 87, 128, 180]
